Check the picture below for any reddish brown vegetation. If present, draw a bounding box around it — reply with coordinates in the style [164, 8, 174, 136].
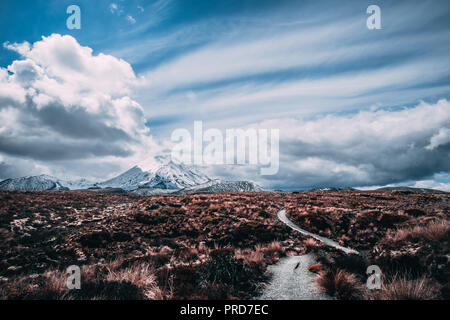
[0, 191, 290, 299]
[316, 268, 364, 300]
[0, 190, 448, 299]
[367, 274, 441, 300]
[286, 191, 449, 300]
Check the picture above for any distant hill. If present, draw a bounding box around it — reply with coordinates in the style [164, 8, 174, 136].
[0, 175, 93, 191]
[0, 175, 69, 191]
[306, 187, 356, 192]
[375, 186, 447, 194]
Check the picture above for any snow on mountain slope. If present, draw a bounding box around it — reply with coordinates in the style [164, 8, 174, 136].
[0, 155, 264, 193]
[307, 187, 355, 192]
[0, 175, 69, 191]
[0, 174, 96, 191]
[175, 180, 264, 194]
[98, 166, 152, 191]
[99, 155, 211, 190]
[58, 178, 95, 190]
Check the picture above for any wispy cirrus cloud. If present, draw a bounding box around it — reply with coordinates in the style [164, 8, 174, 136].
[132, 1, 450, 132]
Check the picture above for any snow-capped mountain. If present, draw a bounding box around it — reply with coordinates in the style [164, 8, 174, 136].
[0, 175, 69, 191]
[0, 155, 264, 193]
[98, 155, 211, 190]
[174, 179, 263, 194]
[0, 175, 95, 191]
[58, 178, 95, 190]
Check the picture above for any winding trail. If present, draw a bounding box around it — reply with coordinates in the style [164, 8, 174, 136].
[258, 255, 331, 300]
[278, 209, 359, 254]
[258, 209, 359, 299]
[278, 209, 359, 255]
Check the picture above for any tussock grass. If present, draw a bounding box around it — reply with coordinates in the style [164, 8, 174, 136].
[106, 263, 163, 299]
[369, 274, 440, 300]
[382, 220, 449, 245]
[316, 268, 364, 300]
[304, 238, 322, 253]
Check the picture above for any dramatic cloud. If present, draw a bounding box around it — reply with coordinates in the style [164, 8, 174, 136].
[411, 173, 450, 192]
[0, 161, 31, 180]
[426, 128, 450, 150]
[0, 34, 157, 178]
[1, 1, 449, 189]
[133, 1, 450, 142]
[208, 100, 450, 190]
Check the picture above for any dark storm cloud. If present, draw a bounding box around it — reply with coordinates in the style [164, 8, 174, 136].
[205, 100, 450, 190]
[0, 161, 27, 180]
[267, 101, 450, 189]
[0, 136, 132, 161]
[278, 138, 450, 186]
[26, 99, 133, 143]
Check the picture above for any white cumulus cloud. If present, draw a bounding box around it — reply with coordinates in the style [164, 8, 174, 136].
[0, 34, 160, 179]
[211, 100, 450, 190]
[426, 127, 450, 150]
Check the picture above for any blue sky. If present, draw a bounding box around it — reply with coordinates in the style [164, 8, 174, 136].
[0, 0, 449, 190]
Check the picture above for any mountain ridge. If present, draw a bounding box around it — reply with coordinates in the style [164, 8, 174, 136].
[0, 156, 263, 193]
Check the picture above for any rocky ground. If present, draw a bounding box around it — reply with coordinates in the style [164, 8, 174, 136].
[0, 190, 448, 299]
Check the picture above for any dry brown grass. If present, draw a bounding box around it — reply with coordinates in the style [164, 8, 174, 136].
[261, 241, 285, 263]
[316, 268, 364, 300]
[105, 263, 163, 299]
[368, 275, 440, 300]
[41, 270, 68, 294]
[0, 270, 68, 300]
[235, 241, 285, 267]
[1, 261, 164, 300]
[1, 191, 447, 300]
[304, 238, 322, 252]
[383, 220, 449, 245]
[244, 251, 266, 266]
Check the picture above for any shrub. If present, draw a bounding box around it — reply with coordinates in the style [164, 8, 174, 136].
[203, 248, 243, 285]
[200, 247, 267, 298]
[316, 268, 363, 300]
[169, 265, 202, 299]
[333, 253, 367, 276]
[304, 238, 322, 253]
[262, 241, 285, 262]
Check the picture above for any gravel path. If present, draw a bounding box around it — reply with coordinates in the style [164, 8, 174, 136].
[258, 255, 331, 300]
[278, 209, 359, 255]
[258, 209, 360, 300]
